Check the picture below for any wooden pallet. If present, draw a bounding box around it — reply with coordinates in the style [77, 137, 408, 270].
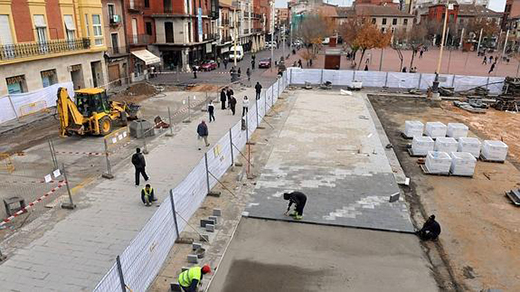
[408, 148, 427, 157]
[449, 173, 474, 178]
[401, 132, 413, 139]
[479, 155, 505, 164]
[420, 165, 450, 176]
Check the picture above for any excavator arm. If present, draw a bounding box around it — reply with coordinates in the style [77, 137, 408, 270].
[56, 87, 85, 137]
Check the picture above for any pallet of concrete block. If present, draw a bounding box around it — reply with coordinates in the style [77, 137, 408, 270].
[480, 140, 508, 163]
[434, 137, 458, 153]
[422, 151, 451, 175]
[450, 152, 477, 177]
[403, 120, 424, 139]
[458, 137, 481, 158]
[410, 136, 434, 157]
[447, 123, 468, 139]
[425, 122, 447, 139]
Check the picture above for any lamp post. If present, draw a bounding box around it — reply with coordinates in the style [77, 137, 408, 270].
[432, 1, 452, 99]
[270, 0, 275, 72]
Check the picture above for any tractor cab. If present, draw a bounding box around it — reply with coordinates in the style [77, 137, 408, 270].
[75, 88, 111, 117]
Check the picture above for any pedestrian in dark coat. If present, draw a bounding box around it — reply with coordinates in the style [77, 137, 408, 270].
[220, 89, 227, 109]
[229, 95, 237, 115]
[226, 88, 234, 108]
[197, 120, 210, 150]
[207, 101, 215, 122]
[489, 62, 496, 74]
[131, 148, 149, 186]
[255, 82, 262, 100]
[416, 215, 441, 241]
[246, 68, 251, 81]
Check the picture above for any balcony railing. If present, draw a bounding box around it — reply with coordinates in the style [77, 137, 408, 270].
[203, 34, 217, 41]
[0, 38, 90, 61]
[221, 36, 232, 42]
[128, 34, 152, 46]
[106, 46, 128, 56]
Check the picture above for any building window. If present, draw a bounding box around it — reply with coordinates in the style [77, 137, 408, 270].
[85, 14, 90, 37]
[372, 18, 376, 24]
[392, 18, 397, 25]
[111, 33, 119, 52]
[165, 22, 174, 42]
[108, 4, 115, 20]
[0, 14, 14, 45]
[132, 18, 138, 43]
[146, 22, 153, 35]
[381, 27, 386, 33]
[41, 69, 58, 87]
[6, 75, 27, 94]
[92, 14, 103, 46]
[382, 18, 387, 25]
[404, 19, 408, 25]
[64, 15, 76, 41]
[145, 0, 150, 8]
[33, 15, 47, 43]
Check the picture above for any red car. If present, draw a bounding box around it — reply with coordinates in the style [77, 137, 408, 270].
[258, 58, 271, 68]
[201, 60, 218, 71]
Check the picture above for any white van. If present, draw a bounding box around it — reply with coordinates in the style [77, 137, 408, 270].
[229, 45, 244, 61]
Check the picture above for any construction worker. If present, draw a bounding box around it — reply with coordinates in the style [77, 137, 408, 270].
[416, 215, 441, 241]
[178, 264, 211, 292]
[283, 191, 307, 220]
[141, 184, 156, 206]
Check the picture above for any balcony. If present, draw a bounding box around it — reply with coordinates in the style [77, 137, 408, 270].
[0, 38, 90, 61]
[128, 2, 144, 13]
[203, 34, 217, 41]
[128, 34, 152, 46]
[106, 46, 128, 57]
[221, 36, 232, 43]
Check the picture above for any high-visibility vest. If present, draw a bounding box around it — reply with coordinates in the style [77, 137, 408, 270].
[178, 267, 201, 287]
[142, 187, 153, 198]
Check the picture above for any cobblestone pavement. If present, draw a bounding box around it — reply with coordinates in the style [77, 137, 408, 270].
[244, 90, 414, 232]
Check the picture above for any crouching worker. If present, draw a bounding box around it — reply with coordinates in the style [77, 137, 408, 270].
[417, 215, 441, 241]
[283, 191, 307, 220]
[178, 265, 211, 292]
[141, 184, 156, 206]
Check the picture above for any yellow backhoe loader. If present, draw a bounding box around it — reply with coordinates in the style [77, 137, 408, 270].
[56, 87, 139, 137]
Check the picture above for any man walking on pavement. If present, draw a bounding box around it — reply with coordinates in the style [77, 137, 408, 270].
[207, 100, 215, 122]
[141, 184, 157, 206]
[246, 68, 251, 81]
[226, 87, 234, 108]
[251, 59, 255, 70]
[283, 191, 307, 220]
[132, 148, 149, 186]
[255, 82, 262, 100]
[178, 265, 211, 292]
[216, 56, 221, 68]
[229, 95, 237, 115]
[489, 62, 496, 74]
[220, 88, 227, 109]
[223, 58, 228, 69]
[197, 120, 210, 150]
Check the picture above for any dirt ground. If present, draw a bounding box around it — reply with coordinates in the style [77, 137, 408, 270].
[369, 95, 520, 292]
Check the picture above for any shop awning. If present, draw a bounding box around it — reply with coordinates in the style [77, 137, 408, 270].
[131, 50, 160, 65]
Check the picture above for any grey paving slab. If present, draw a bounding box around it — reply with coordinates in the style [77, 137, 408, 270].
[0, 86, 262, 291]
[244, 90, 414, 232]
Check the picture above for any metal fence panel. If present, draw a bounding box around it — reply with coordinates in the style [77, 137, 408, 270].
[93, 264, 122, 292]
[353, 71, 387, 87]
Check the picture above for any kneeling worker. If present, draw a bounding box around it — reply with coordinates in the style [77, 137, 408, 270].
[178, 265, 211, 292]
[283, 191, 307, 220]
[141, 184, 157, 206]
[417, 215, 441, 241]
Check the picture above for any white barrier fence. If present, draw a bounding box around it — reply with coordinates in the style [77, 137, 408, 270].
[0, 82, 75, 124]
[288, 68, 505, 94]
[93, 72, 289, 292]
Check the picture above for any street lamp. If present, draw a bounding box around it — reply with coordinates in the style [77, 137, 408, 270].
[270, 0, 275, 72]
[432, 1, 453, 99]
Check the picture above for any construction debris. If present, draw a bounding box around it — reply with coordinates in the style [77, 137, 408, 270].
[492, 96, 520, 112]
[453, 101, 487, 114]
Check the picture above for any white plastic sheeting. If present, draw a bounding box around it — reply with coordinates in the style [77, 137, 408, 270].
[94, 73, 287, 292]
[0, 82, 75, 124]
[284, 68, 504, 94]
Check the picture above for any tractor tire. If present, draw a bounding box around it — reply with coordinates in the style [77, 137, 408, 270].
[98, 116, 113, 136]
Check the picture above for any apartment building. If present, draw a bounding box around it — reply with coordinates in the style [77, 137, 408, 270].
[217, 0, 233, 57]
[146, 0, 219, 71]
[102, 0, 129, 87]
[0, 0, 108, 96]
[336, 5, 414, 34]
[275, 7, 289, 29]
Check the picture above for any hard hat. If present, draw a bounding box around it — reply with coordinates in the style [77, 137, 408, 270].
[202, 264, 211, 274]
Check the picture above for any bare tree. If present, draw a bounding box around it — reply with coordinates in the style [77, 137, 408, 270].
[352, 23, 391, 70]
[338, 17, 364, 63]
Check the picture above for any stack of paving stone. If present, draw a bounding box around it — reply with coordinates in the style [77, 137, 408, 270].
[404, 120, 424, 138]
[447, 123, 468, 139]
[481, 140, 508, 162]
[411, 136, 434, 156]
[434, 137, 458, 153]
[458, 137, 482, 158]
[425, 151, 451, 174]
[450, 152, 477, 176]
[425, 122, 447, 139]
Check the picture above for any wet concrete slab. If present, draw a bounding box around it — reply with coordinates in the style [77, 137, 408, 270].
[207, 218, 438, 292]
[244, 90, 414, 232]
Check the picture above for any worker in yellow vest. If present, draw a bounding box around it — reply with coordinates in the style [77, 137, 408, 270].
[178, 264, 211, 292]
[141, 184, 156, 206]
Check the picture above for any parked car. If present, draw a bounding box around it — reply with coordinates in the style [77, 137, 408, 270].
[322, 37, 330, 45]
[266, 41, 277, 49]
[258, 58, 271, 68]
[201, 60, 217, 71]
